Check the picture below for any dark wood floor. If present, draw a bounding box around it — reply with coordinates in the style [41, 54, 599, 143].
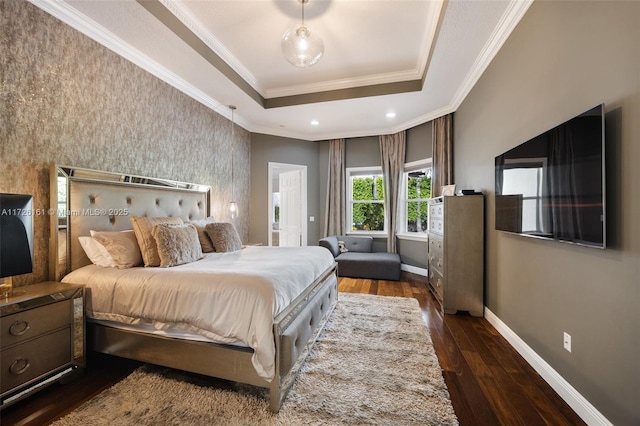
[2, 273, 585, 426]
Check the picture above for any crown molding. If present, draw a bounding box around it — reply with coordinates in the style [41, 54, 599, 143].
[158, 0, 260, 93]
[450, 0, 534, 109]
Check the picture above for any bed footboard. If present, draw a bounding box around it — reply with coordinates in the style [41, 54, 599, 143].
[270, 263, 338, 411]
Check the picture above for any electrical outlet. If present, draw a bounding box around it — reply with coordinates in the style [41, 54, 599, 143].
[563, 332, 572, 352]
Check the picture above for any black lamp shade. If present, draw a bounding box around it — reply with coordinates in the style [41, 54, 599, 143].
[0, 194, 34, 278]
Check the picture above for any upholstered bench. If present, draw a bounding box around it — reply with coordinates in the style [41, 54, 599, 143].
[319, 235, 401, 281]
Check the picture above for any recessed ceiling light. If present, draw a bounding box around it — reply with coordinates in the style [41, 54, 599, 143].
[386, 112, 396, 118]
[311, 120, 319, 126]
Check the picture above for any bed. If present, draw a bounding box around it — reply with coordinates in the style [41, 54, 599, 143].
[49, 165, 338, 412]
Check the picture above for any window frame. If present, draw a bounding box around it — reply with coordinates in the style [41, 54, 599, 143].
[397, 159, 432, 241]
[346, 166, 387, 236]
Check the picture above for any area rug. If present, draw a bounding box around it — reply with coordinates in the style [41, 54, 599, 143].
[53, 293, 458, 425]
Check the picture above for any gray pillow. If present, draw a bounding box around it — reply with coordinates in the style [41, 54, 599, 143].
[205, 222, 242, 253]
[151, 223, 203, 267]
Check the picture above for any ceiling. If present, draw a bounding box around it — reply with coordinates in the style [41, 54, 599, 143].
[30, 0, 533, 141]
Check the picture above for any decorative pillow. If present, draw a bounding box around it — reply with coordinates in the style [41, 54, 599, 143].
[91, 230, 142, 269]
[130, 216, 184, 267]
[205, 222, 242, 253]
[187, 216, 217, 253]
[79, 236, 118, 268]
[151, 223, 203, 268]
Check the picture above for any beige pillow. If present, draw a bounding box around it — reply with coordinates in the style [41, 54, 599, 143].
[187, 217, 217, 253]
[130, 216, 184, 267]
[151, 223, 203, 268]
[205, 222, 242, 253]
[91, 230, 142, 269]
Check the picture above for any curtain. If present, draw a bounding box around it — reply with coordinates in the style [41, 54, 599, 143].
[324, 139, 346, 237]
[432, 113, 454, 197]
[379, 131, 406, 253]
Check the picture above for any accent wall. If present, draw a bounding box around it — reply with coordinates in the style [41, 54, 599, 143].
[2, 0, 250, 286]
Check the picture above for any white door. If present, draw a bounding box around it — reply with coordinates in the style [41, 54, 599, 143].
[279, 169, 302, 247]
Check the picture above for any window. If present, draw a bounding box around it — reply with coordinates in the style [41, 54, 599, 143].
[400, 159, 432, 237]
[347, 167, 386, 233]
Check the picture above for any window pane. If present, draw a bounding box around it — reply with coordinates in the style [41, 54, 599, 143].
[407, 201, 429, 232]
[351, 202, 385, 231]
[407, 170, 431, 200]
[405, 166, 431, 233]
[352, 176, 385, 201]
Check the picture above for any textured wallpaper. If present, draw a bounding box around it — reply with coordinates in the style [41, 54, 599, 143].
[1, 0, 250, 286]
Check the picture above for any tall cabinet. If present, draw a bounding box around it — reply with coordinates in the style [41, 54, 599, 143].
[428, 195, 484, 317]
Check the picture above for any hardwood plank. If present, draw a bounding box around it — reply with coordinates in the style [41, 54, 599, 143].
[487, 364, 551, 425]
[469, 319, 583, 424]
[376, 279, 402, 297]
[440, 370, 478, 425]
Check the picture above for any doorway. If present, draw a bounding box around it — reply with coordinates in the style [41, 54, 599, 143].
[268, 162, 307, 247]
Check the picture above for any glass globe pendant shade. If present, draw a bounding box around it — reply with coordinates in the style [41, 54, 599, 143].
[281, 25, 324, 68]
[229, 201, 238, 219]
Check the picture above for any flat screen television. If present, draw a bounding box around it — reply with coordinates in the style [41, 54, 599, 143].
[495, 104, 605, 248]
[0, 193, 35, 277]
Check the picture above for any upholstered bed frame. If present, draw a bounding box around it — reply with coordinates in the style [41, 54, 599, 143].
[49, 165, 338, 412]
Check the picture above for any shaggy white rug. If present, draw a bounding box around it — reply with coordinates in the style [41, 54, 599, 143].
[53, 293, 458, 425]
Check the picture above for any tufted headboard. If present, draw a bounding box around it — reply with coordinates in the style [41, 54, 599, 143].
[50, 165, 211, 280]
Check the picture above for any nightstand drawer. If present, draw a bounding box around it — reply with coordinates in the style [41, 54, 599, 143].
[1, 328, 71, 394]
[1, 299, 72, 347]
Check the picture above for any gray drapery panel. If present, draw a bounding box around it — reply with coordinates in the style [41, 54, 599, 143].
[324, 139, 346, 237]
[432, 114, 454, 197]
[379, 131, 406, 253]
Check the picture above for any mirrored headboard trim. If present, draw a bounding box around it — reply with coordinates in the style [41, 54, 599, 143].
[50, 165, 211, 281]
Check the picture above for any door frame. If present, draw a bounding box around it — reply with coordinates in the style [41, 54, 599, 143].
[268, 162, 308, 247]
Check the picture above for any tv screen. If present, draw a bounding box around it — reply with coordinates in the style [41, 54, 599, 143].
[0, 193, 35, 277]
[495, 104, 605, 248]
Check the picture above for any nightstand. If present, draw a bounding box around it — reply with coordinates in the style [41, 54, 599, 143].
[0, 282, 85, 409]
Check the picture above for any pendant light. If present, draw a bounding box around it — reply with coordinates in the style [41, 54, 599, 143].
[281, 0, 324, 68]
[229, 105, 238, 220]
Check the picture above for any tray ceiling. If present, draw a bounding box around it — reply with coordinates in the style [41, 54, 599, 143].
[29, 0, 532, 141]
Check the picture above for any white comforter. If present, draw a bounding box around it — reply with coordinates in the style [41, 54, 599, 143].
[62, 246, 335, 381]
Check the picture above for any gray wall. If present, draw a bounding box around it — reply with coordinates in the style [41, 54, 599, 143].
[249, 133, 321, 246]
[454, 1, 639, 424]
[3, 1, 249, 286]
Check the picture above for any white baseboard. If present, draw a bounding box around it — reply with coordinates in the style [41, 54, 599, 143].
[484, 308, 612, 426]
[400, 264, 428, 277]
